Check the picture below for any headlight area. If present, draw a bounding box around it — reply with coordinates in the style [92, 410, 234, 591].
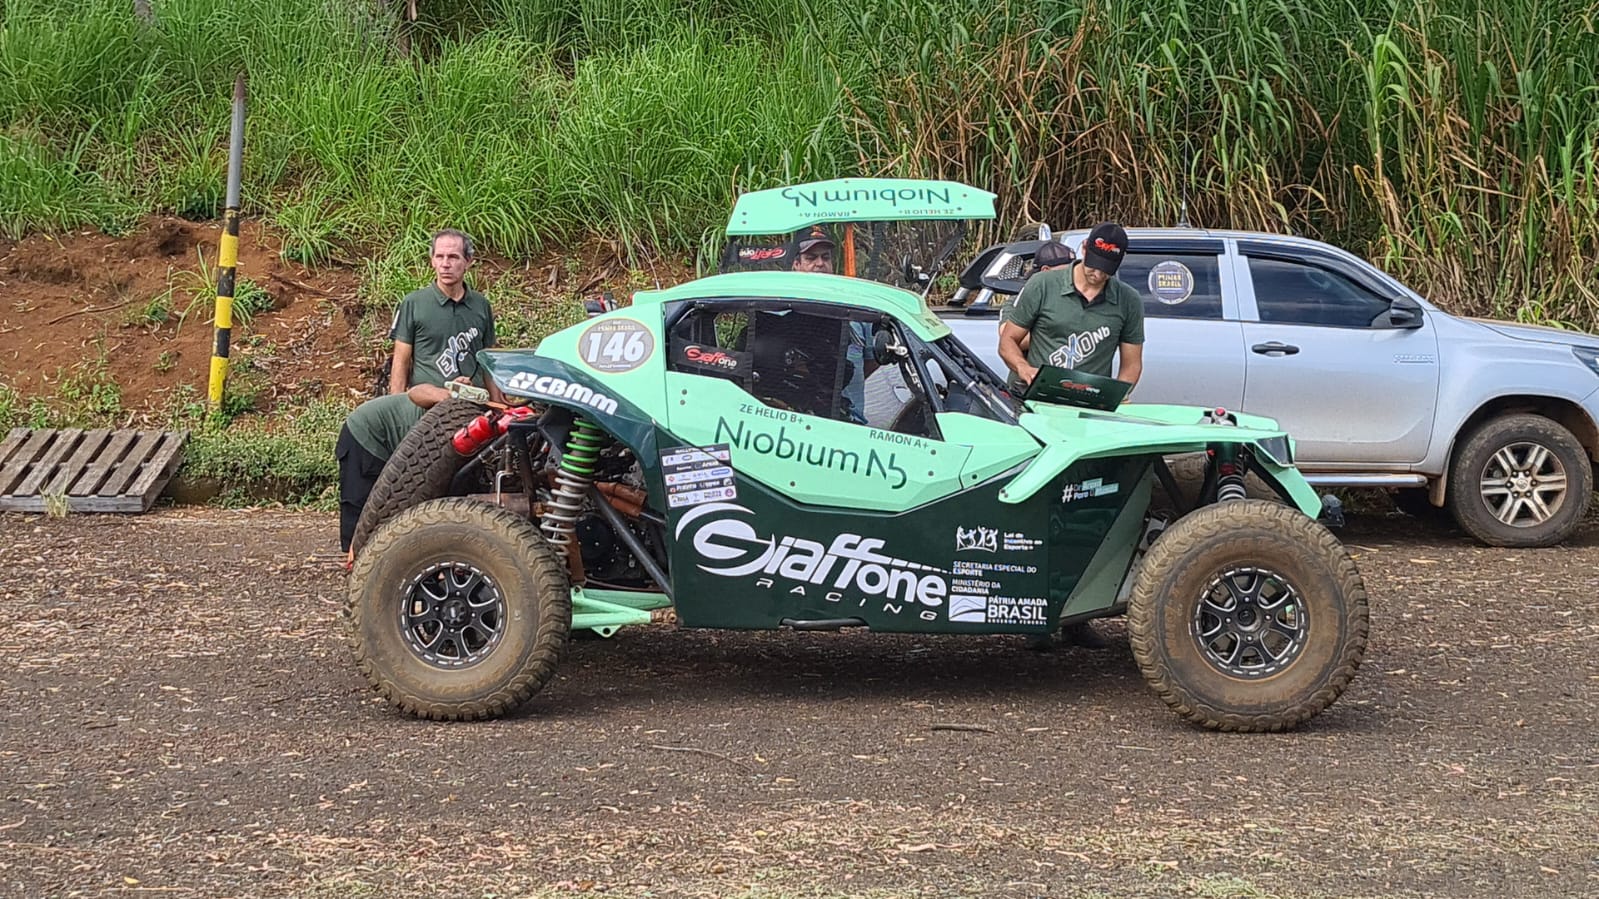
[1574, 346, 1599, 377]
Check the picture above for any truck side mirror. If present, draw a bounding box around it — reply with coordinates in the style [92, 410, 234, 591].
[1389, 296, 1424, 329]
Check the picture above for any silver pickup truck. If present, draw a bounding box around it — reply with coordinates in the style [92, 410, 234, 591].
[941, 227, 1599, 548]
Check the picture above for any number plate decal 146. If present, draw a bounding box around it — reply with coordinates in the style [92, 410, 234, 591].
[578, 318, 655, 373]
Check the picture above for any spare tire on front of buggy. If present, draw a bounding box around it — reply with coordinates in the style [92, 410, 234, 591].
[350, 398, 485, 558]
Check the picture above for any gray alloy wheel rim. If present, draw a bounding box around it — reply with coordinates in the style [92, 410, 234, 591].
[399, 561, 506, 669]
[1192, 566, 1308, 679]
[1478, 440, 1568, 528]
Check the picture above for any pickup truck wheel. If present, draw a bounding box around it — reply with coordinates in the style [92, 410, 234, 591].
[1127, 500, 1368, 732]
[351, 398, 484, 558]
[1447, 414, 1591, 548]
[346, 498, 571, 720]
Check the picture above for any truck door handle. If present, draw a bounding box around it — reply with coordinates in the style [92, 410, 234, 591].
[1251, 342, 1300, 356]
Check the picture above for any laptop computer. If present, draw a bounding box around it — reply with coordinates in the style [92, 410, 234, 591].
[1021, 365, 1131, 411]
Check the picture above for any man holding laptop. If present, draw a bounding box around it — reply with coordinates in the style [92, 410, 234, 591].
[997, 222, 1143, 394]
[997, 222, 1144, 649]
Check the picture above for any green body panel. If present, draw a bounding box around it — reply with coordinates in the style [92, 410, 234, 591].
[934, 413, 1041, 487]
[999, 403, 1320, 517]
[664, 452, 1139, 633]
[1249, 458, 1323, 515]
[634, 271, 951, 341]
[480, 310, 673, 456]
[481, 350, 661, 459]
[1059, 473, 1153, 618]
[663, 372, 973, 512]
[725, 178, 997, 235]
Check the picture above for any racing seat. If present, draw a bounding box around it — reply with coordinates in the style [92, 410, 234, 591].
[745, 311, 847, 420]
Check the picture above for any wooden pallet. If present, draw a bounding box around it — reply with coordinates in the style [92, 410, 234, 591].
[0, 428, 188, 513]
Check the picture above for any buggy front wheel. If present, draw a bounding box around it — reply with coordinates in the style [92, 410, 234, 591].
[1126, 500, 1368, 732]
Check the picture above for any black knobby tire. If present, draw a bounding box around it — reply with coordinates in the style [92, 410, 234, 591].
[1126, 499, 1369, 733]
[346, 497, 571, 720]
[1445, 414, 1592, 548]
[350, 398, 484, 558]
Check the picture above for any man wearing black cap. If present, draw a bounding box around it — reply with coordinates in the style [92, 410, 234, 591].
[998, 222, 1143, 393]
[792, 226, 836, 274]
[999, 223, 1144, 650]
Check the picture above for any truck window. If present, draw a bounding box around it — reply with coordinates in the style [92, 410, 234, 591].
[1248, 257, 1392, 328]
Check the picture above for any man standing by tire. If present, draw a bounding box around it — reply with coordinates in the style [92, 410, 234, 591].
[336, 385, 461, 566]
[388, 228, 505, 404]
[998, 223, 1144, 649]
[340, 228, 502, 565]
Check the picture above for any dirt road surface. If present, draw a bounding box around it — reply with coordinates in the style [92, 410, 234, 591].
[2, 508, 1595, 898]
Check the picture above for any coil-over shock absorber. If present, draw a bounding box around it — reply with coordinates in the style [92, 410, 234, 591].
[1216, 465, 1248, 502]
[1214, 445, 1249, 503]
[542, 417, 608, 553]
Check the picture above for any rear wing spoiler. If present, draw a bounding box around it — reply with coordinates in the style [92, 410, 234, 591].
[725, 178, 996, 235]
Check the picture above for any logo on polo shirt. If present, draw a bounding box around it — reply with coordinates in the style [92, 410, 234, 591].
[436, 327, 483, 378]
[1048, 325, 1112, 368]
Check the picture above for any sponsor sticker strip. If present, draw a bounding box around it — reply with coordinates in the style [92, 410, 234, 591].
[662, 444, 738, 509]
[955, 526, 1044, 554]
[1062, 478, 1120, 503]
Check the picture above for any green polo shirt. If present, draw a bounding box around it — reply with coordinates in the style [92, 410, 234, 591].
[390, 283, 497, 388]
[1001, 262, 1145, 389]
[343, 393, 428, 460]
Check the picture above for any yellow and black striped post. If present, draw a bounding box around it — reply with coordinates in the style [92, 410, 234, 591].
[208, 74, 247, 408]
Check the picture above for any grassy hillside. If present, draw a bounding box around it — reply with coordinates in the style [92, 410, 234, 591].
[2, 0, 1596, 325]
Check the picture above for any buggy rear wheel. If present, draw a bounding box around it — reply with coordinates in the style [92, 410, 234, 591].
[1126, 500, 1368, 732]
[346, 498, 571, 720]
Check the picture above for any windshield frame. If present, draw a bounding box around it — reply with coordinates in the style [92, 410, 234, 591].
[919, 331, 1021, 425]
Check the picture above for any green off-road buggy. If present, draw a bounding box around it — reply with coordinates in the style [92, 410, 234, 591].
[346, 179, 1369, 732]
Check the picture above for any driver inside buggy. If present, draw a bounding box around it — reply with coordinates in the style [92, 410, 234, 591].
[685, 222, 1007, 433]
[669, 299, 937, 436]
[785, 226, 887, 425]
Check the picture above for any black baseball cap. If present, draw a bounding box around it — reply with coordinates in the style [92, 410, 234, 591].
[1082, 222, 1128, 274]
[796, 226, 835, 253]
[1034, 241, 1073, 268]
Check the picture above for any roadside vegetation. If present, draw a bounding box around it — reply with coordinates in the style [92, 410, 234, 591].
[1, 0, 1596, 502]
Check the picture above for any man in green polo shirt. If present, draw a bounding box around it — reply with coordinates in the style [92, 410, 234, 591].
[998, 222, 1144, 393]
[999, 222, 1144, 649]
[388, 228, 504, 403]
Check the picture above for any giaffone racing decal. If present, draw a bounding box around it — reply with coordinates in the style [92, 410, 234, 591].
[676, 502, 947, 618]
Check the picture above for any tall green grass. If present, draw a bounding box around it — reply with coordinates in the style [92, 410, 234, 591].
[0, 0, 1595, 327]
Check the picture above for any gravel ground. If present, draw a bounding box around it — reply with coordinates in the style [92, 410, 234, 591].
[2, 508, 1596, 899]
